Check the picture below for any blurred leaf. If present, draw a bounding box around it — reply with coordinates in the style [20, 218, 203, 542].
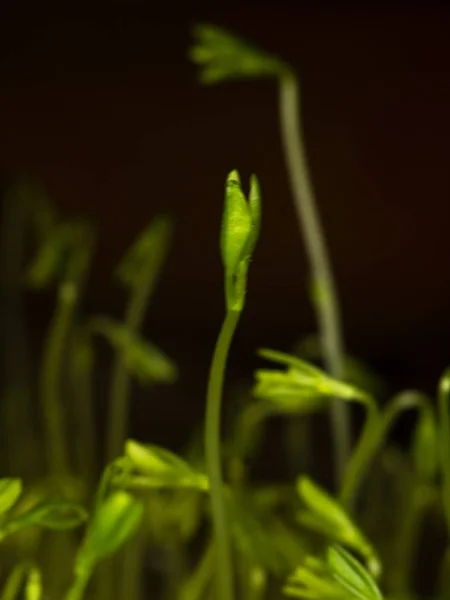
[190, 24, 287, 84]
[221, 171, 261, 311]
[90, 317, 177, 384]
[78, 490, 144, 568]
[296, 477, 379, 576]
[412, 401, 438, 481]
[227, 491, 287, 574]
[327, 546, 383, 600]
[0, 479, 22, 516]
[5, 500, 88, 534]
[121, 440, 208, 491]
[115, 215, 173, 290]
[284, 545, 383, 600]
[254, 348, 369, 414]
[145, 489, 203, 543]
[294, 335, 388, 399]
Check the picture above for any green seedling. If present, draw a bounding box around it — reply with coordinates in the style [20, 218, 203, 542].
[284, 545, 383, 600]
[107, 215, 173, 462]
[190, 23, 349, 485]
[205, 170, 260, 600]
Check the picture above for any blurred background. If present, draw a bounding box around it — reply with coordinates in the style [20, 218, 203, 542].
[1, 0, 450, 456]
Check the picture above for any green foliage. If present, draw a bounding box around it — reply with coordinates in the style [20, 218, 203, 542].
[190, 24, 287, 84]
[284, 545, 383, 600]
[89, 317, 177, 385]
[2, 21, 450, 600]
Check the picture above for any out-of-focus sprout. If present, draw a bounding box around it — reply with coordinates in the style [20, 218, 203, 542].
[284, 545, 384, 600]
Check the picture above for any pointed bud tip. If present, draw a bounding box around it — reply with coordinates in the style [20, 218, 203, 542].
[227, 169, 241, 185]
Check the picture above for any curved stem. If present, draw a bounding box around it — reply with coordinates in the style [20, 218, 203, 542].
[339, 401, 380, 511]
[205, 309, 240, 600]
[278, 71, 349, 486]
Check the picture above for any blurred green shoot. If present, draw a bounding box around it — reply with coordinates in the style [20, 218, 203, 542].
[284, 545, 383, 600]
[107, 215, 173, 462]
[190, 23, 349, 486]
[296, 477, 380, 577]
[66, 489, 143, 600]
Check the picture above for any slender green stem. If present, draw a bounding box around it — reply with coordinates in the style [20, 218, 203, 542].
[65, 567, 91, 600]
[278, 71, 349, 485]
[41, 281, 77, 480]
[71, 328, 96, 492]
[339, 401, 380, 511]
[390, 482, 433, 598]
[205, 309, 240, 600]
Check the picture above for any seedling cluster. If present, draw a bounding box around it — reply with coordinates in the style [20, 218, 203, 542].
[0, 22, 447, 600]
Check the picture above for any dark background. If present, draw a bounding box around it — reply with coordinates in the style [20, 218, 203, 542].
[1, 0, 450, 451]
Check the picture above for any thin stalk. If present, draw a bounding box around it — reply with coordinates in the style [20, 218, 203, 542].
[278, 70, 349, 485]
[180, 540, 214, 600]
[41, 281, 77, 480]
[65, 568, 91, 600]
[339, 402, 380, 511]
[205, 309, 240, 600]
[70, 328, 96, 492]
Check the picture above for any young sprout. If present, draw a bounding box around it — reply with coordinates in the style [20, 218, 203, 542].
[107, 215, 173, 462]
[66, 490, 144, 600]
[284, 545, 384, 600]
[190, 23, 349, 485]
[205, 170, 261, 600]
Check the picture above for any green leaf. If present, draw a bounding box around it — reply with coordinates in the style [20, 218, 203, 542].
[221, 171, 261, 312]
[190, 24, 287, 84]
[254, 349, 370, 413]
[7, 500, 88, 532]
[0, 479, 22, 516]
[122, 440, 209, 491]
[78, 491, 144, 568]
[284, 546, 383, 600]
[115, 215, 173, 290]
[327, 546, 382, 600]
[296, 478, 379, 574]
[90, 317, 177, 384]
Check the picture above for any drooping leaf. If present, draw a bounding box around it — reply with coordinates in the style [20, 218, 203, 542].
[190, 24, 287, 84]
[412, 401, 438, 481]
[90, 317, 177, 384]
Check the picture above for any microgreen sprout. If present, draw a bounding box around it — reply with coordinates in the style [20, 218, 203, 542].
[190, 23, 350, 485]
